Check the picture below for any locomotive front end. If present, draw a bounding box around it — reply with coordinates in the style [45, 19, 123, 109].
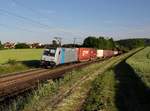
[41, 48, 57, 67]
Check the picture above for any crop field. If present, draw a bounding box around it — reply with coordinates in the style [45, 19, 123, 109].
[127, 47, 150, 87]
[0, 49, 43, 64]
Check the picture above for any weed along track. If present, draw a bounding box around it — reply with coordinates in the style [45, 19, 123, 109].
[0, 59, 105, 101]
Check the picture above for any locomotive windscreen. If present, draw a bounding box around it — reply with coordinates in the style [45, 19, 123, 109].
[43, 48, 56, 57]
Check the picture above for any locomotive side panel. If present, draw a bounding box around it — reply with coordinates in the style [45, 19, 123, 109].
[63, 48, 78, 63]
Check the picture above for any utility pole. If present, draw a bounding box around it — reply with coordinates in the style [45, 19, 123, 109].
[73, 37, 77, 48]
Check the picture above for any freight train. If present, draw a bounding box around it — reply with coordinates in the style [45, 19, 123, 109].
[41, 47, 121, 67]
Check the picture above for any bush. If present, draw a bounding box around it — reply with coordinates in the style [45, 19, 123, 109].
[15, 43, 30, 49]
[7, 59, 17, 65]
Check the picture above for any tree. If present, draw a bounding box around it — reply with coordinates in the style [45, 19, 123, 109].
[83, 36, 116, 49]
[116, 38, 145, 50]
[83, 36, 97, 48]
[107, 38, 115, 49]
[0, 41, 3, 49]
[15, 43, 30, 49]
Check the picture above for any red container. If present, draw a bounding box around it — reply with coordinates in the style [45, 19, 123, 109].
[103, 50, 114, 58]
[78, 48, 91, 61]
[90, 48, 97, 59]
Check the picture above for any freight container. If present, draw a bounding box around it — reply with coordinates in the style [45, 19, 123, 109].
[90, 48, 97, 59]
[103, 50, 114, 58]
[97, 50, 103, 58]
[114, 51, 118, 55]
[78, 48, 91, 62]
[118, 51, 123, 55]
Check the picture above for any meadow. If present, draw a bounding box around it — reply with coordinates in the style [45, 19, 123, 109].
[0, 49, 43, 64]
[127, 47, 150, 87]
[0, 49, 43, 74]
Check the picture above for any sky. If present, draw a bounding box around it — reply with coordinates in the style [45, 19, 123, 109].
[0, 0, 150, 44]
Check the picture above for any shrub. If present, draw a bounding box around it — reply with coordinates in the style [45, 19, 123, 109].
[15, 43, 30, 49]
[7, 59, 17, 65]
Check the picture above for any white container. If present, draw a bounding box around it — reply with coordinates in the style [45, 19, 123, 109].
[97, 50, 103, 58]
[114, 51, 118, 55]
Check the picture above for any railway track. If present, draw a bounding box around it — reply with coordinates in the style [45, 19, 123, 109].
[0, 59, 104, 101]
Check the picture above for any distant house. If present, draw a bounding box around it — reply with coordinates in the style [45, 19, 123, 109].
[4, 42, 16, 49]
[29, 43, 44, 48]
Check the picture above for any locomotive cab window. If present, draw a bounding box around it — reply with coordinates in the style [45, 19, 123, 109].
[43, 50, 49, 56]
[49, 48, 56, 57]
[43, 48, 56, 57]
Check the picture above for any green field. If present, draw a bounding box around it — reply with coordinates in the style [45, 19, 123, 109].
[127, 47, 150, 87]
[0, 49, 43, 74]
[0, 49, 43, 64]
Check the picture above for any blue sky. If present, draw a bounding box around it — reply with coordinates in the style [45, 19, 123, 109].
[0, 0, 150, 44]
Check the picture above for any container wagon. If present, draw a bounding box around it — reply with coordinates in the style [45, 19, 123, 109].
[103, 50, 114, 58]
[90, 48, 97, 60]
[78, 48, 91, 62]
[113, 51, 118, 56]
[97, 50, 103, 58]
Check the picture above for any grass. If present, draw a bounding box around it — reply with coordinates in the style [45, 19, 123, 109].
[48, 48, 142, 111]
[1, 59, 111, 111]
[0, 49, 43, 75]
[82, 47, 150, 111]
[23, 59, 112, 111]
[0, 48, 143, 111]
[127, 47, 150, 87]
[82, 69, 117, 111]
[0, 49, 43, 64]
[114, 60, 150, 111]
[0, 63, 29, 75]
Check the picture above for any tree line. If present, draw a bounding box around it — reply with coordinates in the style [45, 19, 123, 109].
[83, 36, 116, 49]
[116, 38, 150, 50]
[0, 41, 3, 49]
[0, 37, 149, 50]
[83, 37, 150, 51]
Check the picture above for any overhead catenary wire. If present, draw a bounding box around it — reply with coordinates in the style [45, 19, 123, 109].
[0, 8, 83, 36]
[0, 23, 37, 33]
[0, 8, 51, 29]
[0, 0, 85, 37]
[11, 0, 48, 19]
